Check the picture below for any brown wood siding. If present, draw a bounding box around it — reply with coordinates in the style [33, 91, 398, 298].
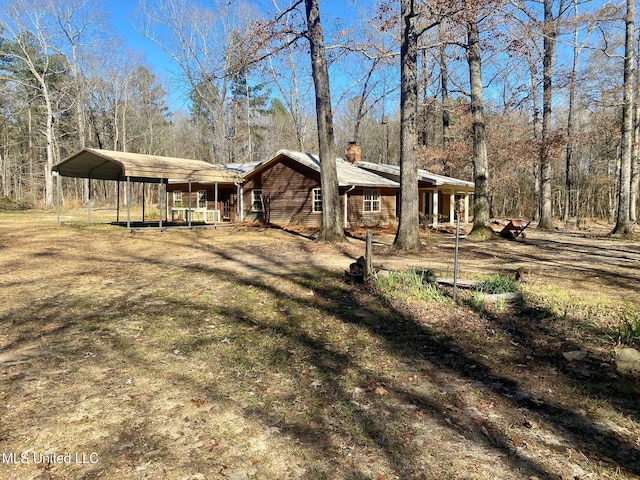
[242, 157, 399, 227]
[243, 158, 323, 226]
[346, 187, 397, 226]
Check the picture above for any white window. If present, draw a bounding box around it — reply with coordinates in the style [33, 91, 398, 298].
[252, 189, 263, 212]
[197, 190, 207, 208]
[173, 191, 182, 204]
[312, 188, 322, 212]
[363, 189, 381, 213]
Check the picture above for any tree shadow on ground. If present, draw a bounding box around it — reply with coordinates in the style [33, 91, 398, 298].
[3, 224, 640, 479]
[118, 242, 640, 478]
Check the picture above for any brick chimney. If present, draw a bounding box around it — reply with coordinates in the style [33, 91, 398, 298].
[345, 141, 362, 165]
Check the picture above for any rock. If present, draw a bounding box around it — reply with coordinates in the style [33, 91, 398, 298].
[562, 351, 588, 362]
[616, 347, 640, 376]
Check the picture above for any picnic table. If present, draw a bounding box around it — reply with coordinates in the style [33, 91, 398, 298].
[499, 219, 531, 239]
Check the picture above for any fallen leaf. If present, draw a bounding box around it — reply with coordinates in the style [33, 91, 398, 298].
[204, 441, 221, 451]
[374, 386, 388, 396]
[511, 434, 521, 447]
[412, 410, 427, 420]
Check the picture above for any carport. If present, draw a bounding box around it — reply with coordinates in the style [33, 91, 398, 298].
[52, 148, 242, 229]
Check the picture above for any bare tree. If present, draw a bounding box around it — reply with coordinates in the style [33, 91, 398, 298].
[394, 0, 421, 250]
[466, 1, 491, 235]
[264, 1, 309, 151]
[632, 31, 640, 224]
[0, 0, 66, 206]
[138, 0, 260, 162]
[613, 0, 634, 235]
[53, 0, 106, 202]
[304, 0, 343, 242]
[538, 0, 561, 229]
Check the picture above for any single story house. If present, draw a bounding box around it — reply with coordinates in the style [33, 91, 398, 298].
[355, 161, 475, 227]
[164, 147, 475, 229]
[227, 149, 400, 227]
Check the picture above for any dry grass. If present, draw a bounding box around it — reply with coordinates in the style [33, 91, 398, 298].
[1, 210, 639, 479]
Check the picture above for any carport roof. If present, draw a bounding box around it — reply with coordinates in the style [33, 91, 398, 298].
[53, 148, 242, 184]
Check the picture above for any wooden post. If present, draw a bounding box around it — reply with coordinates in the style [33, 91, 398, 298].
[365, 229, 373, 280]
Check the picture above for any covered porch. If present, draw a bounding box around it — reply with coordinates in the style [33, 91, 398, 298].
[419, 188, 474, 227]
[167, 181, 239, 224]
[355, 161, 475, 227]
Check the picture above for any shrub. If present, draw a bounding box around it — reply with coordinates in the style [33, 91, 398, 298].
[0, 196, 31, 211]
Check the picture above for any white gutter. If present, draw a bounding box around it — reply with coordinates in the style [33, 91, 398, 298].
[343, 185, 356, 229]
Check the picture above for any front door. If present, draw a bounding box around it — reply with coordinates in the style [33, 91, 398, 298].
[223, 193, 237, 222]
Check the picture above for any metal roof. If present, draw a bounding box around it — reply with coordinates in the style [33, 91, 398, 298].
[223, 161, 265, 175]
[248, 149, 399, 188]
[53, 148, 242, 184]
[357, 161, 474, 190]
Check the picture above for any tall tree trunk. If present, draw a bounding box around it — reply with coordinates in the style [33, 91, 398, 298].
[630, 29, 640, 223]
[539, 0, 557, 229]
[44, 103, 55, 207]
[304, 0, 343, 242]
[528, 51, 542, 221]
[287, 43, 305, 151]
[439, 39, 451, 150]
[394, 0, 421, 251]
[563, 3, 579, 223]
[613, 0, 634, 235]
[467, 12, 491, 234]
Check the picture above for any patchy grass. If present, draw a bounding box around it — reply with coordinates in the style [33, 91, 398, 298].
[610, 305, 640, 346]
[474, 274, 519, 294]
[1, 213, 640, 479]
[373, 269, 446, 304]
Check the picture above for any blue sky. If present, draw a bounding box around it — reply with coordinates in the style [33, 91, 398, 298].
[104, 1, 169, 74]
[101, 0, 377, 110]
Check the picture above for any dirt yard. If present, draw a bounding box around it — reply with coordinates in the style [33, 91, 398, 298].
[0, 211, 639, 480]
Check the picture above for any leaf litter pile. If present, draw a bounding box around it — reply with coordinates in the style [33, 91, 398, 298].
[0, 215, 639, 479]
